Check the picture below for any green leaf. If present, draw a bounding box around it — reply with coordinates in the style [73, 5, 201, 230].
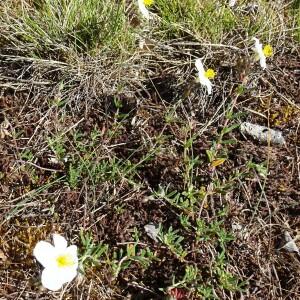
[220, 139, 237, 145]
[221, 123, 240, 135]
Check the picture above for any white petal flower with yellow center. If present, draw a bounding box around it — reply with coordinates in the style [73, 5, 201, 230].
[33, 234, 78, 291]
[138, 0, 154, 20]
[252, 37, 273, 69]
[195, 58, 216, 95]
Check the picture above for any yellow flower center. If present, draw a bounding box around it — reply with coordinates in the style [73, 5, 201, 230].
[56, 254, 75, 268]
[204, 69, 216, 79]
[263, 44, 273, 57]
[143, 0, 154, 6]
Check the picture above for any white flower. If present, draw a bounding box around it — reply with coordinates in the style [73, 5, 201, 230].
[33, 234, 78, 291]
[195, 58, 216, 95]
[229, 0, 236, 7]
[138, 0, 152, 20]
[252, 37, 266, 69]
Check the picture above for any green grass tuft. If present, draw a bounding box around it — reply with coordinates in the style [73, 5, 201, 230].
[1, 0, 134, 57]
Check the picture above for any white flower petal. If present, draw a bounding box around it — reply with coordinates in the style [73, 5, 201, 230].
[199, 73, 212, 95]
[252, 37, 266, 69]
[195, 59, 213, 95]
[59, 266, 78, 284]
[41, 265, 78, 291]
[138, 0, 151, 20]
[65, 245, 79, 268]
[259, 55, 266, 69]
[206, 81, 212, 95]
[195, 58, 205, 73]
[53, 234, 68, 250]
[33, 241, 56, 268]
[41, 267, 64, 291]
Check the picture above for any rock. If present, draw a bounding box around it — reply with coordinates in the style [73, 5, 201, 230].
[144, 223, 160, 242]
[240, 122, 285, 145]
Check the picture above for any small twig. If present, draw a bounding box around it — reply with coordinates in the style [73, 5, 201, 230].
[0, 54, 69, 66]
[0, 75, 52, 86]
[15, 160, 62, 172]
[171, 41, 242, 51]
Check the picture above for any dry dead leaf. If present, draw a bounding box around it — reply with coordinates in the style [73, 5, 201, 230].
[144, 223, 159, 243]
[0, 119, 12, 139]
[0, 249, 7, 262]
[280, 231, 299, 253]
[211, 158, 226, 167]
